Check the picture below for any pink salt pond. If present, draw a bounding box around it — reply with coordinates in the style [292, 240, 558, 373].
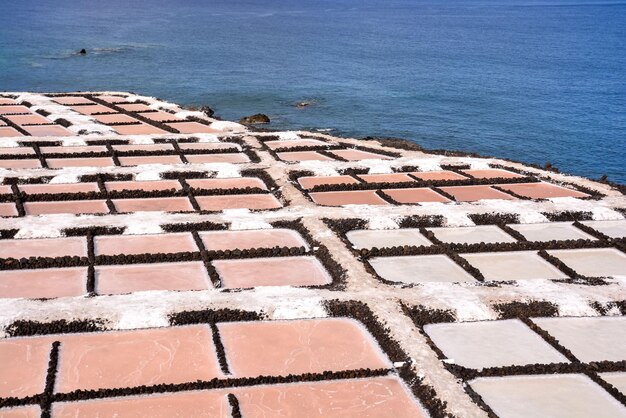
[5, 114, 51, 125]
[165, 121, 220, 134]
[46, 157, 114, 168]
[186, 177, 266, 190]
[217, 318, 391, 377]
[40, 145, 107, 154]
[499, 182, 589, 199]
[18, 182, 99, 194]
[116, 103, 154, 112]
[138, 110, 181, 122]
[213, 256, 330, 288]
[498, 182, 590, 199]
[0, 406, 40, 418]
[95, 262, 211, 294]
[309, 190, 389, 206]
[22, 125, 73, 137]
[0, 203, 18, 217]
[95, 95, 128, 104]
[264, 138, 328, 149]
[94, 232, 197, 256]
[113, 197, 193, 213]
[0, 127, 25, 137]
[52, 390, 230, 418]
[0, 267, 87, 299]
[55, 325, 222, 392]
[177, 142, 239, 151]
[277, 150, 334, 162]
[92, 113, 141, 124]
[411, 170, 468, 181]
[439, 185, 516, 201]
[105, 179, 181, 192]
[112, 123, 167, 135]
[0, 159, 41, 169]
[0, 236, 87, 259]
[112, 143, 173, 152]
[200, 228, 308, 251]
[298, 175, 359, 190]
[23, 200, 109, 215]
[382, 187, 450, 204]
[0, 105, 32, 114]
[52, 96, 94, 105]
[70, 104, 115, 115]
[358, 173, 414, 183]
[185, 153, 250, 164]
[461, 168, 524, 179]
[0, 147, 35, 156]
[234, 376, 426, 418]
[118, 155, 183, 166]
[0, 337, 53, 397]
[329, 149, 392, 161]
[195, 194, 281, 211]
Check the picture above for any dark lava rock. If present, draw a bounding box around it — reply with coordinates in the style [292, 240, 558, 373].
[200, 105, 215, 117]
[239, 113, 270, 125]
[79, 48, 87, 55]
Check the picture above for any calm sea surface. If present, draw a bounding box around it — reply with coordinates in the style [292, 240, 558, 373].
[1, 0, 624, 182]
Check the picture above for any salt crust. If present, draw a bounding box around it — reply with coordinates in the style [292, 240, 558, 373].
[277, 132, 301, 141]
[367, 217, 400, 230]
[222, 209, 273, 231]
[271, 297, 327, 320]
[420, 283, 496, 321]
[122, 212, 166, 235]
[515, 280, 598, 317]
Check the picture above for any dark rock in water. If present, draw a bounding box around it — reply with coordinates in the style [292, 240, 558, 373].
[79, 49, 87, 55]
[239, 113, 270, 125]
[200, 105, 215, 117]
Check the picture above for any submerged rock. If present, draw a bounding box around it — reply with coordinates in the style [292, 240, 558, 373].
[296, 101, 312, 108]
[239, 113, 270, 125]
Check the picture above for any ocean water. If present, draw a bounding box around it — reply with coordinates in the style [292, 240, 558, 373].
[1, 0, 624, 182]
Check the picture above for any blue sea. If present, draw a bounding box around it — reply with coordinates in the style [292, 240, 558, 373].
[1, 0, 624, 182]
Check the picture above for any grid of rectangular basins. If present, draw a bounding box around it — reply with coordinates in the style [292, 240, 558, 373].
[260, 135, 402, 162]
[410, 310, 626, 417]
[293, 168, 593, 206]
[55, 95, 217, 135]
[0, 137, 252, 170]
[0, 225, 340, 298]
[0, 98, 73, 138]
[0, 316, 426, 417]
[334, 218, 626, 284]
[0, 171, 282, 217]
